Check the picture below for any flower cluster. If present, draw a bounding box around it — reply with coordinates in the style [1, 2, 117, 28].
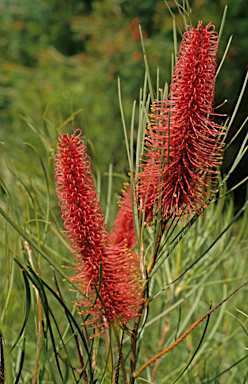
[139, 21, 224, 220]
[54, 130, 142, 333]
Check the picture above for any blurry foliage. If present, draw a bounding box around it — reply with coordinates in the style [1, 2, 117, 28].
[0, 0, 247, 210]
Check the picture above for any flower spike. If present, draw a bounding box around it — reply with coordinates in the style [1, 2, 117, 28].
[54, 130, 142, 333]
[139, 21, 225, 221]
[110, 184, 136, 251]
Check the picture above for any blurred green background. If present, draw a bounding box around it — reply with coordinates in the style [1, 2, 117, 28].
[1, 0, 247, 213]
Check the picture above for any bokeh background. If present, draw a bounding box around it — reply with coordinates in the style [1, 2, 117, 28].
[1, 0, 247, 215]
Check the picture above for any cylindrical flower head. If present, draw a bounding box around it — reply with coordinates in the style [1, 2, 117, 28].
[139, 21, 224, 220]
[54, 130, 142, 332]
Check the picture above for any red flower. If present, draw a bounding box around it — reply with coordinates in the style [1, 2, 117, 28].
[109, 184, 139, 263]
[110, 185, 136, 249]
[54, 130, 142, 333]
[139, 21, 224, 220]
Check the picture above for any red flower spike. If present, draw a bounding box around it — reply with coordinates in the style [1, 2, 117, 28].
[139, 21, 224, 220]
[110, 184, 136, 250]
[54, 130, 142, 333]
[109, 184, 140, 266]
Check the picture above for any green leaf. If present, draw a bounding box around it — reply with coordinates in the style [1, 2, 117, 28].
[13, 334, 26, 384]
[139, 25, 155, 103]
[206, 354, 248, 384]
[24, 266, 64, 381]
[226, 311, 248, 337]
[105, 163, 113, 226]
[118, 77, 131, 169]
[23, 142, 50, 247]
[218, 5, 228, 42]
[172, 303, 212, 383]
[7, 265, 31, 356]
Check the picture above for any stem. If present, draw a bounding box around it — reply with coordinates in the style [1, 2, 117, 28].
[113, 328, 127, 384]
[129, 298, 145, 384]
[147, 218, 166, 276]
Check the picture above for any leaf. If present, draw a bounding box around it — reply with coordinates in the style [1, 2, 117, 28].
[13, 335, 26, 384]
[226, 311, 248, 337]
[172, 303, 212, 383]
[206, 354, 248, 384]
[7, 265, 31, 355]
[25, 266, 64, 381]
